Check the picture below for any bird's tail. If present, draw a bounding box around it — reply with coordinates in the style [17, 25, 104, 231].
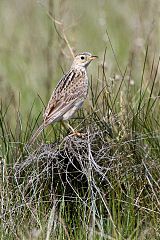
[28, 124, 45, 145]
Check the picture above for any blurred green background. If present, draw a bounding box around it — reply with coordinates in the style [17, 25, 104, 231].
[0, 0, 159, 126]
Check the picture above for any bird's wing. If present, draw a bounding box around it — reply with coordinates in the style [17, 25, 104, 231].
[43, 69, 86, 126]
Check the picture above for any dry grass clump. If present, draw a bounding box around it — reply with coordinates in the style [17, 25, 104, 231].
[1, 112, 159, 238]
[11, 116, 160, 219]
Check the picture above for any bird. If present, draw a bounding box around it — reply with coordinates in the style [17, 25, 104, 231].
[29, 52, 97, 144]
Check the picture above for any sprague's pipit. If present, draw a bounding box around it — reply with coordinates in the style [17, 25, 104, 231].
[29, 52, 97, 144]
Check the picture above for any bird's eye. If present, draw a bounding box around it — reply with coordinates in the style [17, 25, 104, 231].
[81, 56, 85, 60]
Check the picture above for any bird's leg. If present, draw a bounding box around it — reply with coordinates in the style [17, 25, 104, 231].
[67, 122, 85, 137]
[61, 121, 84, 137]
[66, 122, 75, 133]
[61, 121, 75, 133]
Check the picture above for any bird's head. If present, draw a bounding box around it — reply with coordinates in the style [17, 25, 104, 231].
[71, 52, 98, 68]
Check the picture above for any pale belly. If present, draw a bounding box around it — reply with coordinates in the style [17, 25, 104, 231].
[62, 100, 84, 121]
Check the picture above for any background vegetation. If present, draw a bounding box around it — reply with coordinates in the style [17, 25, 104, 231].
[0, 0, 160, 239]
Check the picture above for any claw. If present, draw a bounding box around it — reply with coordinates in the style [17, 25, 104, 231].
[68, 131, 85, 138]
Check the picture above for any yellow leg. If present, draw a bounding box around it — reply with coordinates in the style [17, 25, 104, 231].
[66, 122, 75, 132]
[61, 121, 84, 137]
[67, 122, 85, 137]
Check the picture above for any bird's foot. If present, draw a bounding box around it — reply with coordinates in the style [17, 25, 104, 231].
[68, 131, 85, 138]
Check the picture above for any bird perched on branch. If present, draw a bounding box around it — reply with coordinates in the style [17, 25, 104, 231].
[29, 52, 97, 144]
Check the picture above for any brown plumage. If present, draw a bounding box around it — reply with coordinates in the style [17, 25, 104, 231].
[29, 52, 97, 144]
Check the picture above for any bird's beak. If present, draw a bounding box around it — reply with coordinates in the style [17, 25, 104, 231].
[89, 55, 98, 60]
